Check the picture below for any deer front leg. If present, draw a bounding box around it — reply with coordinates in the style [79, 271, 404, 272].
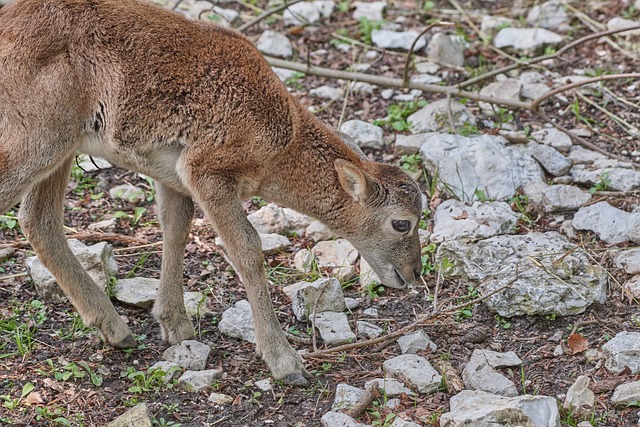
[19, 156, 136, 348]
[185, 171, 312, 386]
[152, 183, 195, 344]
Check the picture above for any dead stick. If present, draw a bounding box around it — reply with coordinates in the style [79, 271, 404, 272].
[237, 0, 304, 32]
[345, 383, 381, 419]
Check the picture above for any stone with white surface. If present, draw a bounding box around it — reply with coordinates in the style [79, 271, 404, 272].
[310, 85, 343, 100]
[283, 278, 346, 321]
[312, 239, 359, 280]
[625, 275, 640, 299]
[383, 354, 442, 394]
[480, 15, 517, 41]
[570, 163, 640, 192]
[532, 128, 573, 153]
[371, 30, 426, 51]
[572, 202, 640, 244]
[527, 0, 569, 30]
[611, 381, 640, 406]
[113, 278, 160, 309]
[494, 27, 564, 54]
[256, 31, 292, 58]
[259, 233, 291, 253]
[321, 412, 369, 427]
[352, 1, 385, 21]
[426, 33, 464, 67]
[359, 257, 382, 288]
[408, 99, 476, 134]
[531, 144, 572, 176]
[162, 340, 211, 371]
[306, 220, 337, 242]
[109, 183, 146, 202]
[293, 249, 314, 273]
[615, 248, 640, 274]
[331, 384, 366, 411]
[523, 181, 591, 212]
[314, 311, 356, 345]
[107, 403, 152, 427]
[603, 332, 640, 374]
[218, 300, 255, 343]
[177, 369, 223, 392]
[397, 330, 437, 354]
[208, 393, 233, 405]
[394, 133, 438, 155]
[462, 350, 519, 397]
[339, 120, 384, 149]
[365, 377, 416, 397]
[479, 79, 522, 114]
[356, 321, 383, 339]
[563, 375, 595, 414]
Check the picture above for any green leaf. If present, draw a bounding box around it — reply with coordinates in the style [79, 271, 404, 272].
[21, 382, 35, 398]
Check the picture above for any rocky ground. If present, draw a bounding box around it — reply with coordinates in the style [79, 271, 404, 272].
[1, 0, 640, 426]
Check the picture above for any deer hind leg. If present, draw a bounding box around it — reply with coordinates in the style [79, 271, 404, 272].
[18, 155, 136, 348]
[152, 182, 195, 344]
[183, 165, 312, 386]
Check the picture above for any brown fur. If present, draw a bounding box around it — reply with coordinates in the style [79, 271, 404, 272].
[0, 0, 422, 385]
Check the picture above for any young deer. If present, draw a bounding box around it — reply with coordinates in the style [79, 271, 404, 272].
[0, 0, 423, 385]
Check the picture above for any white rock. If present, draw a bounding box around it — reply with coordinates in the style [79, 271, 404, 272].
[426, 33, 465, 67]
[350, 81, 375, 94]
[563, 375, 595, 414]
[248, 204, 287, 234]
[87, 218, 116, 230]
[371, 30, 426, 51]
[283, 278, 346, 321]
[365, 377, 416, 397]
[310, 85, 343, 100]
[436, 232, 608, 317]
[293, 249, 314, 273]
[409, 74, 442, 84]
[608, 17, 640, 42]
[208, 392, 233, 405]
[431, 199, 518, 243]
[352, 1, 385, 21]
[114, 277, 159, 308]
[568, 146, 607, 164]
[212, 6, 238, 23]
[570, 164, 640, 192]
[312, 239, 359, 280]
[283, 2, 321, 26]
[394, 133, 439, 156]
[177, 369, 223, 392]
[345, 297, 360, 310]
[27, 240, 117, 304]
[306, 220, 337, 242]
[218, 300, 255, 343]
[149, 361, 182, 383]
[603, 332, 640, 374]
[531, 144, 572, 176]
[527, 0, 569, 30]
[521, 83, 551, 100]
[480, 15, 517, 41]
[107, 403, 152, 427]
[383, 354, 442, 394]
[397, 330, 437, 354]
[259, 233, 291, 253]
[321, 411, 369, 427]
[408, 99, 476, 134]
[415, 60, 440, 74]
[611, 381, 640, 405]
[356, 320, 383, 338]
[572, 202, 640, 244]
[523, 181, 591, 212]
[255, 378, 273, 391]
[391, 419, 421, 427]
[479, 79, 522, 114]
[420, 134, 544, 201]
[359, 257, 382, 288]
[77, 154, 112, 172]
[272, 67, 301, 82]
[625, 275, 640, 299]
[615, 248, 640, 274]
[184, 291, 212, 318]
[494, 27, 564, 53]
[331, 384, 365, 411]
[440, 390, 560, 426]
[162, 340, 211, 371]
[381, 89, 395, 100]
[462, 350, 519, 397]
[314, 311, 356, 345]
[256, 31, 293, 58]
[109, 183, 146, 202]
[339, 120, 384, 149]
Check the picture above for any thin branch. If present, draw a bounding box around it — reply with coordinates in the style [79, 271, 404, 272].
[237, 0, 304, 32]
[344, 383, 381, 419]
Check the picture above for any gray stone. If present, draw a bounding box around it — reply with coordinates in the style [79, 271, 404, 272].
[611, 381, 640, 405]
[462, 350, 519, 397]
[331, 383, 366, 411]
[177, 369, 222, 392]
[365, 377, 416, 397]
[521, 82, 552, 100]
[208, 392, 233, 405]
[527, 0, 569, 30]
[356, 320, 383, 339]
[272, 67, 300, 82]
[109, 183, 146, 203]
[568, 146, 606, 164]
[359, 257, 382, 288]
[27, 239, 117, 304]
[479, 79, 522, 114]
[310, 85, 343, 100]
[383, 354, 442, 394]
[113, 278, 159, 309]
[570, 164, 640, 192]
[415, 60, 440, 74]
[184, 291, 211, 318]
[608, 17, 640, 42]
[482, 350, 522, 368]
[440, 390, 560, 427]
[321, 412, 369, 427]
[394, 133, 438, 155]
[397, 330, 437, 354]
[212, 6, 238, 23]
[603, 332, 640, 374]
[149, 361, 182, 383]
[426, 33, 464, 67]
[293, 249, 314, 272]
[256, 31, 292, 58]
[431, 199, 518, 243]
[371, 30, 426, 51]
[283, 278, 346, 321]
[480, 15, 517, 41]
[162, 340, 211, 371]
[283, 1, 323, 26]
[77, 154, 112, 172]
[408, 99, 476, 134]
[494, 27, 564, 54]
[362, 307, 379, 317]
[0, 247, 14, 262]
[306, 220, 337, 242]
[499, 129, 529, 144]
[419, 134, 544, 201]
[345, 297, 360, 310]
[247, 203, 310, 235]
[107, 403, 152, 427]
[409, 74, 442, 85]
[563, 375, 595, 414]
[339, 120, 384, 150]
[314, 311, 356, 345]
[255, 378, 272, 391]
[259, 233, 291, 253]
[391, 419, 421, 427]
[436, 232, 608, 317]
[87, 218, 116, 230]
[352, 1, 385, 21]
[572, 202, 640, 244]
[218, 300, 255, 343]
[381, 89, 395, 100]
[312, 239, 359, 280]
[523, 182, 591, 213]
[615, 248, 640, 274]
[531, 144, 572, 176]
[625, 275, 640, 299]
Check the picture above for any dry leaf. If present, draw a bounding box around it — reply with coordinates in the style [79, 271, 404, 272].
[24, 391, 44, 405]
[453, 211, 469, 220]
[567, 333, 589, 354]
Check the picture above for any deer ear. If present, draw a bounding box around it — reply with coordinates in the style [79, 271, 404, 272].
[334, 159, 376, 204]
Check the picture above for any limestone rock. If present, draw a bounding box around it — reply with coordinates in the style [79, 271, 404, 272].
[359, 257, 382, 288]
[321, 411, 369, 427]
[331, 384, 365, 411]
[282, 278, 346, 321]
[371, 30, 426, 51]
[531, 144, 572, 176]
[162, 340, 211, 371]
[426, 33, 465, 67]
[408, 99, 476, 134]
[312, 239, 359, 280]
[218, 300, 255, 343]
[113, 278, 159, 309]
[208, 393, 233, 405]
[615, 248, 640, 274]
[527, 0, 569, 30]
[394, 133, 438, 156]
[572, 202, 640, 244]
[494, 27, 563, 54]
[353, 1, 385, 21]
[383, 354, 442, 394]
[259, 233, 291, 253]
[310, 85, 343, 100]
[563, 376, 595, 414]
[397, 330, 437, 354]
[603, 332, 640, 374]
[256, 31, 292, 58]
[356, 320, 383, 339]
[365, 377, 416, 397]
[306, 220, 337, 242]
[293, 249, 314, 273]
[283, 1, 332, 26]
[523, 181, 591, 213]
[107, 403, 152, 427]
[149, 361, 182, 383]
[436, 232, 608, 317]
[314, 311, 356, 345]
[480, 15, 517, 41]
[431, 199, 518, 243]
[570, 163, 640, 192]
[462, 350, 520, 397]
[339, 120, 384, 150]
[531, 128, 572, 153]
[177, 369, 223, 392]
[479, 79, 522, 114]
[611, 381, 640, 406]
[109, 183, 145, 203]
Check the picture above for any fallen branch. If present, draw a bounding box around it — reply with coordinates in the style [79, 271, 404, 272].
[0, 231, 147, 250]
[344, 383, 381, 419]
[237, 0, 304, 32]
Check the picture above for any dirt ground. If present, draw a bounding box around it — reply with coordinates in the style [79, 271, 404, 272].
[1, 0, 640, 426]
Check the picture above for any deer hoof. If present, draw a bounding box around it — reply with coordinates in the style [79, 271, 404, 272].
[281, 372, 311, 387]
[113, 333, 137, 349]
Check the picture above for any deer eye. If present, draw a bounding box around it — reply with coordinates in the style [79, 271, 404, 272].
[392, 220, 411, 233]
